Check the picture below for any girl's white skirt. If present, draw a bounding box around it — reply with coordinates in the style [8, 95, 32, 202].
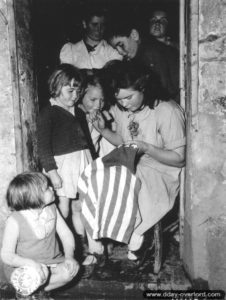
[54, 149, 92, 199]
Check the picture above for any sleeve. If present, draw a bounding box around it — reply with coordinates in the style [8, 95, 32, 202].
[105, 43, 123, 61]
[109, 106, 117, 120]
[157, 103, 186, 150]
[37, 107, 57, 172]
[59, 43, 74, 65]
[109, 105, 122, 134]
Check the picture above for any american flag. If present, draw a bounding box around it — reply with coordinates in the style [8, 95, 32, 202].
[78, 146, 141, 244]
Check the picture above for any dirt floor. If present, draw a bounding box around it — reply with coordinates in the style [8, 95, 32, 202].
[52, 229, 191, 300]
[0, 225, 192, 300]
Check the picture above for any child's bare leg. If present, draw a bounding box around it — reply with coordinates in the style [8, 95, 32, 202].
[58, 196, 70, 219]
[82, 232, 104, 265]
[71, 200, 85, 236]
[86, 232, 103, 255]
[44, 262, 79, 292]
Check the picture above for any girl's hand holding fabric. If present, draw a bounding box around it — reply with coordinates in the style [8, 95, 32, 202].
[48, 169, 62, 189]
[64, 258, 79, 278]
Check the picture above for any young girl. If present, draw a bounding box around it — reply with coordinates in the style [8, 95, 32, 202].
[76, 73, 115, 267]
[90, 61, 186, 260]
[77, 72, 115, 157]
[37, 64, 92, 239]
[0, 172, 79, 299]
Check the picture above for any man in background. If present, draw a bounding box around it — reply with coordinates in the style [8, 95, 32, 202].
[149, 9, 179, 50]
[60, 7, 122, 72]
[107, 18, 179, 102]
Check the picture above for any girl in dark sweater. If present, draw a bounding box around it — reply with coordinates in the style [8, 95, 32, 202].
[37, 64, 92, 240]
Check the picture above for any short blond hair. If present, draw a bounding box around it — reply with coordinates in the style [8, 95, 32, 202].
[6, 172, 48, 211]
[48, 63, 83, 98]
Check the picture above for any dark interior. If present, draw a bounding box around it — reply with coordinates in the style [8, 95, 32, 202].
[32, 0, 179, 108]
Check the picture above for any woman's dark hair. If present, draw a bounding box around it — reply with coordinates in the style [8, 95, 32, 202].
[100, 60, 124, 109]
[6, 172, 48, 211]
[48, 63, 84, 98]
[103, 60, 170, 109]
[105, 17, 139, 42]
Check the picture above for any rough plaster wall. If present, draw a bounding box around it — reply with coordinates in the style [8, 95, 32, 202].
[189, 0, 226, 290]
[0, 0, 38, 283]
[0, 1, 17, 193]
[0, 0, 17, 282]
[14, 0, 39, 171]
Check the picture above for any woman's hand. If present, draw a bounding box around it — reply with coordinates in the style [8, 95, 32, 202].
[48, 169, 62, 190]
[125, 140, 149, 154]
[64, 258, 80, 278]
[87, 111, 106, 132]
[125, 140, 185, 168]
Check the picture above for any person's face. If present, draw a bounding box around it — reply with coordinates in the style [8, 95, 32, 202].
[84, 16, 105, 42]
[149, 10, 168, 38]
[116, 88, 144, 112]
[81, 84, 104, 113]
[57, 79, 81, 109]
[109, 30, 139, 60]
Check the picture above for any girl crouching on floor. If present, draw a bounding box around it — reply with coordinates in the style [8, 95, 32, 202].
[1, 172, 79, 299]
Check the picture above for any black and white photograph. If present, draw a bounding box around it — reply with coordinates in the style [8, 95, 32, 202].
[0, 0, 226, 299]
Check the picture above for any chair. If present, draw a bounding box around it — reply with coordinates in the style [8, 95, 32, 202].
[153, 221, 162, 274]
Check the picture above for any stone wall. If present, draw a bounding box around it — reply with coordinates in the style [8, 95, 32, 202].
[0, 0, 38, 282]
[184, 0, 226, 291]
[13, 0, 39, 171]
[0, 0, 17, 282]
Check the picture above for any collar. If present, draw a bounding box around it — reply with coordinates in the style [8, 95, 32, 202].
[49, 98, 74, 115]
[83, 40, 99, 52]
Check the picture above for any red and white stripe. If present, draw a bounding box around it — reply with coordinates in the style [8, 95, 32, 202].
[78, 157, 141, 244]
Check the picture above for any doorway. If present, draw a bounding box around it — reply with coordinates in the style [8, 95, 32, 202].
[0, 0, 194, 296]
[32, 0, 184, 247]
[32, 0, 184, 264]
[32, 0, 188, 289]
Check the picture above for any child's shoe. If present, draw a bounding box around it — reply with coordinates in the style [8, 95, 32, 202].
[82, 252, 106, 279]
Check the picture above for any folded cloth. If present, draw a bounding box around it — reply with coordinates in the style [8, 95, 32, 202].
[78, 144, 141, 244]
[102, 144, 139, 174]
[10, 266, 43, 296]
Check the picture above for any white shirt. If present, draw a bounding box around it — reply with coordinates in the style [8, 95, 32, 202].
[60, 39, 122, 69]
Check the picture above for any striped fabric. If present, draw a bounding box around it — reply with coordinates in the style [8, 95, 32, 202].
[78, 146, 141, 244]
